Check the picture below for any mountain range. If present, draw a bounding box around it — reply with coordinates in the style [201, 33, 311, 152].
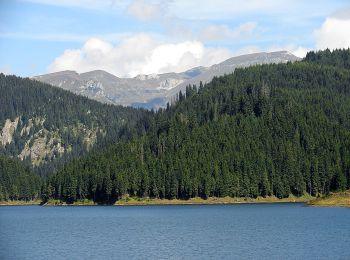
[42, 49, 350, 202]
[33, 51, 299, 109]
[0, 50, 298, 172]
[1, 49, 350, 203]
[0, 74, 149, 174]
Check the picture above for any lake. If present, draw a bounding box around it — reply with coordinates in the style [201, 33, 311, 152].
[0, 203, 349, 259]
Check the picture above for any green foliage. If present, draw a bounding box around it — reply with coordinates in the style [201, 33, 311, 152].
[2, 49, 350, 203]
[0, 156, 41, 201]
[0, 74, 152, 175]
[46, 49, 350, 203]
[305, 48, 350, 69]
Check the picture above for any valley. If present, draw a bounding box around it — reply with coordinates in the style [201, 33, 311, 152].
[1, 49, 349, 206]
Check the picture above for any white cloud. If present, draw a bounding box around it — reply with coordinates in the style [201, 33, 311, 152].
[48, 34, 232, 77]
[314, 12, 350, 50]
[263, 7, 350, 58]
[127, 0, 169, 21]
[199, 22, 257, 41]
[291, 46, 309, 58]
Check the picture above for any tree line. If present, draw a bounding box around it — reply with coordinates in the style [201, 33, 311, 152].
[0, 156, 41, 201]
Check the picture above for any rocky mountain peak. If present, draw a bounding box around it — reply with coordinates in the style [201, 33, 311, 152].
[33, 51, 300, 109]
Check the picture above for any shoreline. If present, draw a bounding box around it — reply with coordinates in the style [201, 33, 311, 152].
[0, 200, 42, 206]
[307, 191, 350, 208]
[1, 195, 312, 206]
[2, 192, 349, 207]
[113, 196, 310, 206]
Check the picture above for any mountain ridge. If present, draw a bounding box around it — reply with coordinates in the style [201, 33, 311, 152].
[34, 51, 299, 109]
[0, 73, 150, 174]
[1, 49, 350, 203]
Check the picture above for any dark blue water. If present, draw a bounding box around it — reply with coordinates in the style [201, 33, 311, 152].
[0, 203, 349, 260]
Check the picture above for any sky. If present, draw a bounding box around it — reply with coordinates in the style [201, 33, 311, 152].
[0, 0, 350, 78]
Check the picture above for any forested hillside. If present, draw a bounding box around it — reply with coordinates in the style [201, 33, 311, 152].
[305, 49, 350, 69]
[42, 49, 350, 203]
[0, 156, 41, 201]
[0, 74, 151, 175]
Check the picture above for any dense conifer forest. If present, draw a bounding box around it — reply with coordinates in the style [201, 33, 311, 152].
[0, 74, 152, 176]
[1, 49, 350, 203]
[0, 156, 41, 201]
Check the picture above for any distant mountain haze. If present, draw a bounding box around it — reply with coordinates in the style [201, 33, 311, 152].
[34, 51, 299, 109]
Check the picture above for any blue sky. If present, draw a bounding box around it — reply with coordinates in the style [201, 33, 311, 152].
[1, 0, 350, 77]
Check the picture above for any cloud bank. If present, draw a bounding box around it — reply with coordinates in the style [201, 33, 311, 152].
[47, 8, 350, 77]
[48, 34, 233, 77]
[314, 9, 350, 50]
[41, 1, 350, 76]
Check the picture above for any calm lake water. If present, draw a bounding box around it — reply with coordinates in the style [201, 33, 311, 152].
[0, 203, 349, 260]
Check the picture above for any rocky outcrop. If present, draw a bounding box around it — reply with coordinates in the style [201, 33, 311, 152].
[0, 115, 99, 166]
[0, 117, 19, 146]
[18, 122, 99, 165]
[19, 133, 65, 166]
